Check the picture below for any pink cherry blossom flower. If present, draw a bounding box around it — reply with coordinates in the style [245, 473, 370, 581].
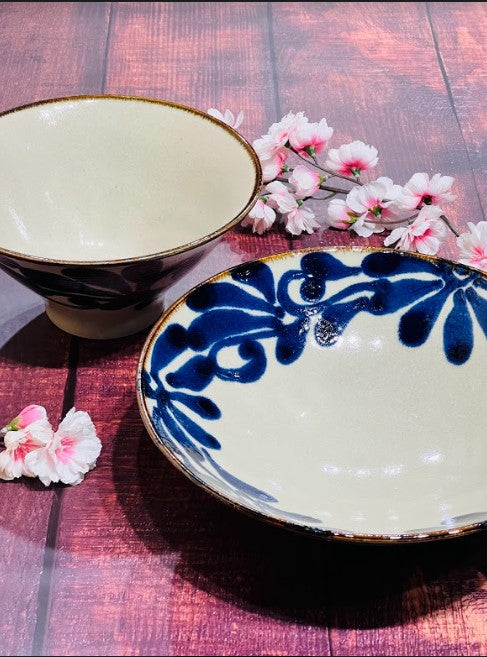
[326, 198, 385, 237]
[326, 198, 358, 230]
[457, 221, 487, 271]
[25, 408, 101, 487]
[261, 148, 288, 182]
[207, 108, 244, 130]
[253, 133, 279, 162]
[253, 111, 307, 160]
[351, 215, 385, 238]
[283, 206, 321, 236]
[268, 111, 307, 149]
[289, 118, 333, 156]
[0, 420, 52, 481]
[325, 140, 378, 177]
[241, 199, 277, 235]
[398, 173, 456, 210]
[289, 165, 322, 198]
[384, 205, 446, 255]
[346, 177, 404, 223]
[266, 181, 298, 213]
[2, 404, 48, 432]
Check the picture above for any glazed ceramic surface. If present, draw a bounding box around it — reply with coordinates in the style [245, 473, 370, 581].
[0, 96, 260, 338]
[138, 248, 487, 542]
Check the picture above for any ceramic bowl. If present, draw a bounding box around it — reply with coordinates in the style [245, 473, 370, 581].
[0, 96, 261, 339]
[137, 247, 487, 543]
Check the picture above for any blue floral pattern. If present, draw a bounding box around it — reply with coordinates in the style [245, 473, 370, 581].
[142, 250, 487, 515]
[0, 249, 206, 311]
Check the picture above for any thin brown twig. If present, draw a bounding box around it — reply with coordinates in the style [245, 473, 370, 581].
[290, 148, 363, 186]
[315, 192, 338, 201]
[377, 213, 418, 226]
[262, 169, 461, 240]
[319, 184, 350, 195]
[441, 213, 460, 238]
[310, 153, 364, 186]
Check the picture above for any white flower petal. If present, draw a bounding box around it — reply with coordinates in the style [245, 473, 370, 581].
[265, 181, 297, 213]
[25, 446, 61, 487]
[207, 108, 243, 130]
[289, 164, 321, 198]
[223, 109, 235, 126]
[384, 226, 407, 247]
[25, 408, 101, 487]
[398, 173, 455, 210]
[207, 108, 223, 122]
[284, 206, 320, 235]
[457, 221, 487, 271]
[234, 110, 244, 129]
[289, 117, 333, 154]
[325, 141, 378, 176]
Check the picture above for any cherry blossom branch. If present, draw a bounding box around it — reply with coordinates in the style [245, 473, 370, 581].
[291, 148, 319, 168]
[310, 152, 364, 186]
[378, 212, 419, 226]
[319, 183, 351, 195]
[314, 192, 338, 201]
[279, 175, 352, 197]
[266, 175, 459, 239]
[291, 147, 363, 187]
[441, 213, 460, 238]
[219, 106, 486, 268]
[279, 168, 357, 196]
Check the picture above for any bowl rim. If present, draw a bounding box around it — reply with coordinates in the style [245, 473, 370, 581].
[136, 246, 487, 544]
[0, 94, 262, 266]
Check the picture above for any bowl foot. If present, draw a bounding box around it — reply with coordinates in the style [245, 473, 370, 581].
[45, 299, 165, 339]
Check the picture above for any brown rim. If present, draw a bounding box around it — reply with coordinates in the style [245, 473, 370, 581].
[136, 246, 487, 544]
[0, 95, 262, 266]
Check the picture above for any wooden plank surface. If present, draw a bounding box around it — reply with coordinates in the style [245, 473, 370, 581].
[427, 2, 487, 216]
[0, 315, 70, 657]
[41, 3, 316, 656]
[0, 3, 109, 655]
[270, 3, 487, 655]
[271, 1, 482, 258]
[0, 2, 486, 656]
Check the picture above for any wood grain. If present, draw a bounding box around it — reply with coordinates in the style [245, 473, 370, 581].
[0, 2, 110, 112]
[427, 2, 487, 216]
[0, 3, 109, 655]
[271, 1, 483, 260]
[0, 317, 71, 657]
[270, 4, 487, 654]
[42, 3, 323, 656]
[103, 0, 292, 265]
[0, 2, 486, 656]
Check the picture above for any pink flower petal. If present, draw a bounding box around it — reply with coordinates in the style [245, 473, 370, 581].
[457, 221, 487, 271]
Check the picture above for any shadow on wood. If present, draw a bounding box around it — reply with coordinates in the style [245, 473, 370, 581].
[112, 403, 487, 630]
[0, 314, 69, 368]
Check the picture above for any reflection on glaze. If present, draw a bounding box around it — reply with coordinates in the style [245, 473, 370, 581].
[421, 450, 444, 464]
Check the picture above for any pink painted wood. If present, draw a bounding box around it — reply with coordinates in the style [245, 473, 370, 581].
[0, 3, 486, 655]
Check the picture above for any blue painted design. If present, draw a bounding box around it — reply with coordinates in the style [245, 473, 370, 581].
[0, 250, 204, 311]
[202, 449, 278, 504]
[143, 250, 487, 511]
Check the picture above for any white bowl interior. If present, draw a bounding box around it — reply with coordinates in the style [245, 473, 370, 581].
[142, 250, 487, 538]
[0, 98, 258, 262]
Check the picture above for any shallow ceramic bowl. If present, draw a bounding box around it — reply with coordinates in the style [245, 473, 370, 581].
[0, 96, 260, 339]
[137, 247, 487, 543]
